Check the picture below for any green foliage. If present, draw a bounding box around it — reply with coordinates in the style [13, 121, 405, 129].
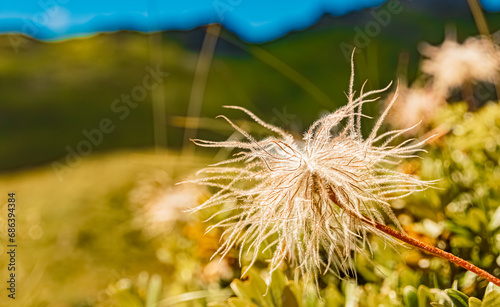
[101, 272, 162, 307]
[400, 102, 500, 296]
[219, 273, 500, 307]
[97, 268, 500, 307]
[446, 289, 469, 307]
[207, 269, 500, 307]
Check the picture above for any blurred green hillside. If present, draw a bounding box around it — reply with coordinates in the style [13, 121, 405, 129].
[1, 2, 499, 171]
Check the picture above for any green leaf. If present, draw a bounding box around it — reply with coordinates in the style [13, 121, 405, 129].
[343, 281, 360, 307]
[450, 236, 476, 248]
[482, 286, 500, 307]
[403, 286, 418, 307]
[417, 285, 433, 307]
[286, 282, 303, 307]
[282, 286, 300, 307]
[468, 297, 482, 307]
[230, 267, 272, 307]
[485, 282, 500, 295]
[228, 298, 258, 307]
[445, 289, 469, 307]
[114, 291, 144, 307]
[145, 274, 162, 307]
[488, 205, 500, 231]
[322, 285, 344, 307]
[467, 208, 488, 233]
[266, 269, 287, 307]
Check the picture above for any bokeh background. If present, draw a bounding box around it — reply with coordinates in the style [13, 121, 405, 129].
[2, 0, 500, 306]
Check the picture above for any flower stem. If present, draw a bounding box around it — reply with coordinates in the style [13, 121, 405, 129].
[328, 191, 500, 287]
[371, 219, 500, 287]
[467, 0, 490, 37]
[466, 0, 500, 102]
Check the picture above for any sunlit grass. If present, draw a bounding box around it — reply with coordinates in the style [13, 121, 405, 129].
[0, 149, 208, 306]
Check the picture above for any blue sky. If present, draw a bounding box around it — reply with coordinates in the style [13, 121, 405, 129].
[0, 0, 498, 43]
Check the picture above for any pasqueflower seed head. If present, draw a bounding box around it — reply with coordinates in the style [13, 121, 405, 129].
[420, 36, 500, 96]
[188, 59, 432, 282]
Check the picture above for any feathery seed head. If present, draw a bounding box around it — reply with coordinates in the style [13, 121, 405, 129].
[420, 36, 500, 96]
[188, 61, 432, 282]
[131, 171, 205, 237]
[385, 84, 446, 134]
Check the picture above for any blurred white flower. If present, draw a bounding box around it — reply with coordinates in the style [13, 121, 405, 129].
[420, 36, 500, 96]
[131, 171, 205, 238]
[189, 59, 432, 282]
[385, 84, 446, 134]
[201, 257, 233, 284]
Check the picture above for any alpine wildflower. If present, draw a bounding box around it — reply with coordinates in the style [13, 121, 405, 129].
[188, 58, 432, 282]
[185, 50, 500, 287]
[131, 171, 206, 237]
[420, 35, 500, 97]
[385, 83, 446, 134]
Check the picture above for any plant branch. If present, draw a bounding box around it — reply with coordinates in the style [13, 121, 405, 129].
[466, 0, 500, 102]
[467, 0, 490, 37]
[328, 189, 500, 287]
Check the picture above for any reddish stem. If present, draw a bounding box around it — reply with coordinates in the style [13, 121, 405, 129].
[328, 191, 500, 287]
[373, 220, 500, 287]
